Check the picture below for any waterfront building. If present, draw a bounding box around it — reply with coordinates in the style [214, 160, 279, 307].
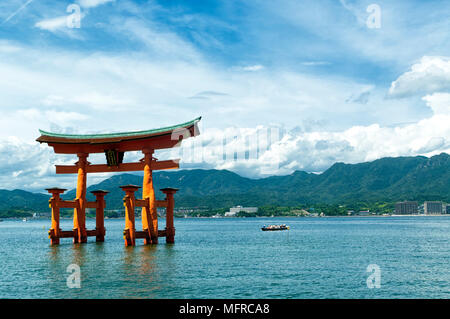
[395, 201, 418, 215]
[33, 212, 51, 218]
[424, 201, 443, 215]
[446, 204, 450, 214]
[225, 205, 258, 217]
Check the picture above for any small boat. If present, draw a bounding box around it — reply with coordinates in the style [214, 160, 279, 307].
[22, 218, 27, 222]
[261, 224, 290, 231]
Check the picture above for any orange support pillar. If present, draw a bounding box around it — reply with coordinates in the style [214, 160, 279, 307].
[91, 190, 108, 242]
[142, 148, 158, 244]
[121, 185, 140, 246]
[161, 188, 178, 244]
[46, 187, 67, 245]
[73, 153, 89, 243]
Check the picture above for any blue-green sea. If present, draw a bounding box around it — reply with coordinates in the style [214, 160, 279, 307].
[0, 216, 449, 299]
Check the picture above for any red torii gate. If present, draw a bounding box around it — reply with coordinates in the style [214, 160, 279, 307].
[36, 117, 201, 246]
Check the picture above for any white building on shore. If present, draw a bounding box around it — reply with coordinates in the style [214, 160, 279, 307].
[225, 205, 258, 217]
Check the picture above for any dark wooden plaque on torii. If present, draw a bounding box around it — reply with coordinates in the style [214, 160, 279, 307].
[36, 117, 201, 246]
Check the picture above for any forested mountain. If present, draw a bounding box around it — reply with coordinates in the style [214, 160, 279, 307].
[1, 153, 448, 213]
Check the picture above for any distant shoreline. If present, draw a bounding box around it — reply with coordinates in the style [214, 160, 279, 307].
[3, 214, 449, 221]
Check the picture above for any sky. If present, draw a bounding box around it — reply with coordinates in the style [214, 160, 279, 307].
[0, 0, 449, 192]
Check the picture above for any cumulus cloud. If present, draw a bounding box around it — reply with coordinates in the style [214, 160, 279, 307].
[0, 137, 64, 191]
[0, 137, 120, 192]
[164, 101, 450, 178]
[422, 92, 450, 115]
[389, 56, 450, 98]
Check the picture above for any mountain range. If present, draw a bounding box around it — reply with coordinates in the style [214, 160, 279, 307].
[1, 153, 449, 213]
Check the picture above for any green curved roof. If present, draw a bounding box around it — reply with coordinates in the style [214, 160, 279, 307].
[38, 117, 201, 140]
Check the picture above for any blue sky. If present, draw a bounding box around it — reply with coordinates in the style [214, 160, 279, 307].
[0, 0, 449, 191]
[1, 0, 445, 78]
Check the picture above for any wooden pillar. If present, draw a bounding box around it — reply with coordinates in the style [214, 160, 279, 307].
[46, 188, 67, 245]
[121, 185, 140, 246]
[73, 153, 89, 243]
[142, 148, 158, 244]
[161, 188, 178, 244]
[91, 190, 108, 242]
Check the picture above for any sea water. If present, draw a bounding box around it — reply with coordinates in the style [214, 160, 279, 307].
[0, 216, 449, 299]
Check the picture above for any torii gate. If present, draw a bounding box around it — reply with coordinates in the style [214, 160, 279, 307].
[36, 117, 201, 246]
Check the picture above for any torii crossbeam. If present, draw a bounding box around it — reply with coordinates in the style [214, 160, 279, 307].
[37, 117, 201, 246]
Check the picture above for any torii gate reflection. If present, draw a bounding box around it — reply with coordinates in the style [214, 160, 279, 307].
[36, 117, 201, 246]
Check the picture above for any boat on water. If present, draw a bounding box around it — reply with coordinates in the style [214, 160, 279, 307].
[261, 224, 290, 231]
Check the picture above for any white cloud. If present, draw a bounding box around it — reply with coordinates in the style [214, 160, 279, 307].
[389, 56, 450, 98]
[34, 13, 85, 40]
[0, 137, 63, 191]
[35, 16, 68, 31]
[33, 0, 115, 34]
[166, 97, 450, 178]
[17, 108, 89, 124]
[77, 0, 114, 9]
[34, 0, 110, 35]
[45, 92, 136, 112]
[0, 136, 120, 192]
[240, 65, 264, 72]
[422, 92, 450, 115]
